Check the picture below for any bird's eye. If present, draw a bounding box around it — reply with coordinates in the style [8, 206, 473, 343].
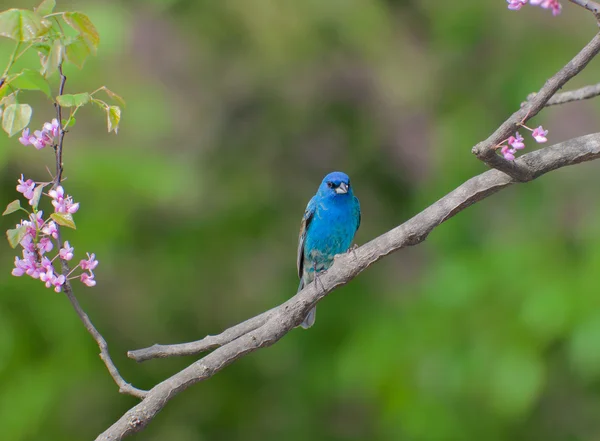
[327, 182, 334, 188]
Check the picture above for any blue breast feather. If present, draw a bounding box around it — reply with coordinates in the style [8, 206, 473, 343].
[303, 194, 359, 275]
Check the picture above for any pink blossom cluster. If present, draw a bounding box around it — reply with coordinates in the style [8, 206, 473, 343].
[10, 176, 98, 291]
[507, 0, 562, 15]
[497, 125, 548, 161]
[18, 119, 60, 150]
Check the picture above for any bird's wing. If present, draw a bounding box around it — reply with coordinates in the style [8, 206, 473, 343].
[297, 196, 316, 279]
[354, 196, 361, 232]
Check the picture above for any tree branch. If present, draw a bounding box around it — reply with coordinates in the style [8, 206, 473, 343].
[52, 65, 147, 400]
[471, 32, 600, 180]
[128, 307, 276, 362]
[526, 82, 600, 106]
[96, 133, 600, 441]
[568, 0, 600, 15]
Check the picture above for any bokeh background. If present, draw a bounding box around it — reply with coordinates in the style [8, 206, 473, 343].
[1, 1, 600, 440]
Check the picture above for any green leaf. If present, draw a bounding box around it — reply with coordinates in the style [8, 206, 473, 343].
[2, 103, 32, 136]
[30, 184, 45, 211]
[62, 12, 99, 52]
[62, 117, 76, 127]
[2, 200, 21, 216]
[41, 39, 63, 77]
[65, 35, 92, 69]
[56, 92, 90, 107]
[0, 92, 17, 107]
[33, 41, 50, 56]
[6, 225, 27, 248]
[35, 0, 56, 16]
[0, 9, 51, 41]
[51, 212, 76, 229]
[106, 105, 121, 133]
[103, 88, 126, 108]
[8, 69, 51, 97]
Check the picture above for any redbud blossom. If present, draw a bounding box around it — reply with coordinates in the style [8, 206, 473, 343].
[508, 132, 525, 150]
[49, 186, 80, 214]
[16, 175, 36, 200]
[18, 128, 31, 146]
[9, 175, 98, 291]
[501, 145, 516, 161]
[59, 241, 74, 261]
[37, 237, 53, 254]
[507, 0, 527, 10]
[532, 125, 548, 143]
[81, 272, 96, 287]
[18, 118, 60, 150]
[80, 253, 98, 271]
[507, 0, 561, 14]
[42, 221, 58, 239]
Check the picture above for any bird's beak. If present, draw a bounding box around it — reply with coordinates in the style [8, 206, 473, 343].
[335, 182, 348, 194]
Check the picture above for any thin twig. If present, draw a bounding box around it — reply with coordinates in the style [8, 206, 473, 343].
[52, 65, 147, 399]
[97, 132, 600, 441]
[128, 307, 276, 362]
[472, 32, 600, 179]
[526, 82, 600, 106]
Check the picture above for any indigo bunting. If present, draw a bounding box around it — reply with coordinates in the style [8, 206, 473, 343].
[297, 171, 361, 329]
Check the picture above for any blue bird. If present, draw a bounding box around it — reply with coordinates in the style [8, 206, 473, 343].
[297, 171, 361, 329]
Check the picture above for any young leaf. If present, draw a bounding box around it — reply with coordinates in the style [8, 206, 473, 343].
[8, 69, 51, 97]
[0, 9, 51, 41]
[41, 39, 63, 77]
[30, 184, 45, 211]
[6, 225, 27, 248]
[0, 92, 17, 107]
[2, 103, 32, 136]
[51, 212, 76, 229]
[35, 0, 56, 16]
[56, 92, 90, 107]
[103, 88, 126, 108]
[65, 35, 92, 69]
[62, 12, 99, 52]
[106, 105, 121, 133]
[2, 200, 21, 216]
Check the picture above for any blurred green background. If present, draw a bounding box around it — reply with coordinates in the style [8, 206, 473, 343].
[1, 1, 600, 440]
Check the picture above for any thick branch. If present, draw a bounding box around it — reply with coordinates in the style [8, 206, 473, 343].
[52, 66, 147, 400]
[472, 32, 600, 179]
[527, 82, 600, 106]
[98, 133, 600, 441]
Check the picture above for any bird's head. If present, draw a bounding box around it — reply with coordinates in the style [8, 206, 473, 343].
[319, 171, 353, 197]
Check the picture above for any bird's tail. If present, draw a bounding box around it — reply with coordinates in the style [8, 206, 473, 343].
[297, 278, 317, 329]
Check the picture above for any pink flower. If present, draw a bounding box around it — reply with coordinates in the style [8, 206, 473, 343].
[59, 241, 74, 261]
[49, 185, 79, 214]
[12, 256, 27, 276]
[532, 125, 548, 143]
[532, 0, 562, 14]
[43, 119, 60, 138]
[30, 211, 44, 228]
[507, 0, 527, 10]
[18, 128, 31, 146]
[39, 268, 54, 288]
[81, 272, 96, 287]
[30, 134, 48, 150]
[508, 132, 525, 150]
[16, 175, 36, 200]
[20, 233, 35, 252]
[501, 145, 516, 161]
[40, 256, 53, 272]
[80, 253, 98, 271]
[52, 274, 66, 292]
[37, 237, 54, 254]
[42, 221, 58, 239]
